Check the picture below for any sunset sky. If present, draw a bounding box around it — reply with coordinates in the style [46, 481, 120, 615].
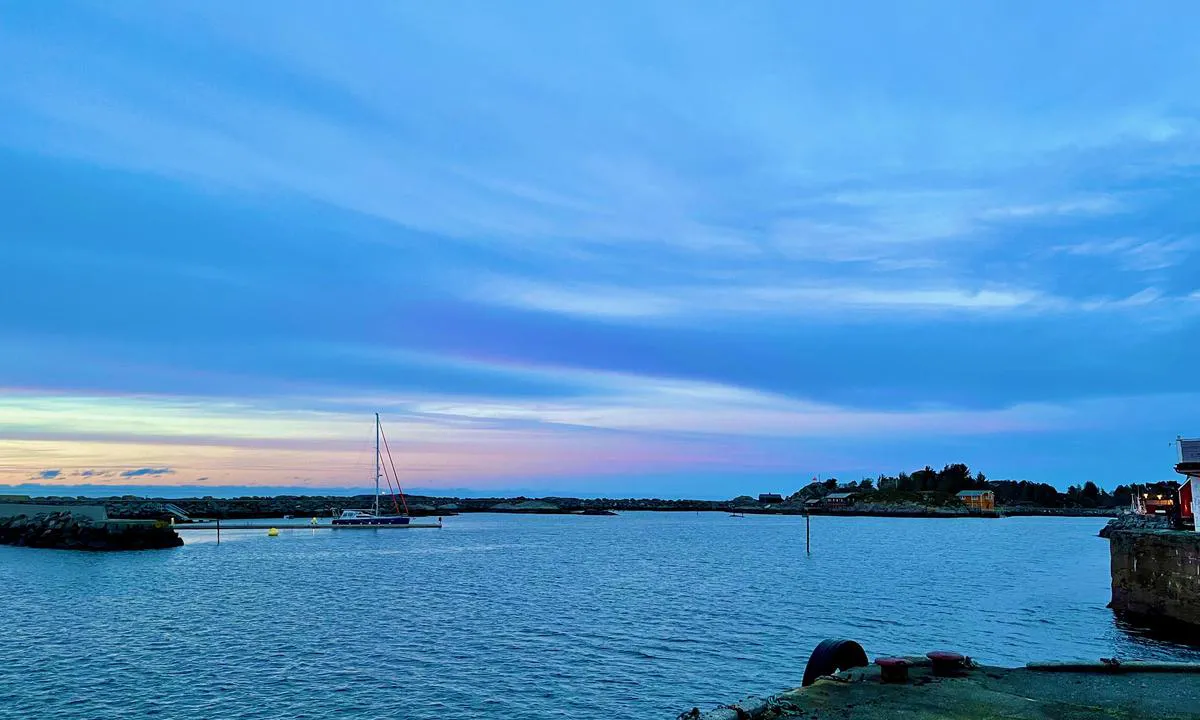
[2, 3, 1198, 496]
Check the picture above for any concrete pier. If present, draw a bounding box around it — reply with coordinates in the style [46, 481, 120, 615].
[1107, 528, 1200, 628]
[687, 656, 1200, 719]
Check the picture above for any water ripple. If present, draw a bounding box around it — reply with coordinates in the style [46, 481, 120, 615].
[1, 513, 1197, 718]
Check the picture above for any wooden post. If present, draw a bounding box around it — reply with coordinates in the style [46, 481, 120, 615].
[806, 513, 811, 555]
[216, 517, 220, 545]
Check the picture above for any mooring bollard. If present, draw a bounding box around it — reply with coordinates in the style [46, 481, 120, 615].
[875, 657, 910, 683]
[927, 650, 968, 676]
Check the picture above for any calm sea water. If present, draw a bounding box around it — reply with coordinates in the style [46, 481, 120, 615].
[1, 513, 1197, 718]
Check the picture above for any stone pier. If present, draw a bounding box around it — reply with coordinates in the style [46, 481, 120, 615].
[1107, 528, 1200, 628]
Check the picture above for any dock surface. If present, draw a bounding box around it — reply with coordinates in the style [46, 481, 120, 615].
[693, 658, 1200, 719]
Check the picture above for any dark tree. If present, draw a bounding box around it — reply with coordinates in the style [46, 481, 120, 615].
[911, 466, 937, 492]
[936, 463, 974, 494]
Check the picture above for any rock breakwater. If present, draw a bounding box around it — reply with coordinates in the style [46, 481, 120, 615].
[1098, 511, 1171, 538]
[0, 511, 183, 551]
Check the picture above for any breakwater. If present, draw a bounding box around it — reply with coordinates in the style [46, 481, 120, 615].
[0, 509, 182, 551]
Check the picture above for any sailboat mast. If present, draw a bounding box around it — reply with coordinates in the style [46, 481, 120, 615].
[374, 413, 381, 516]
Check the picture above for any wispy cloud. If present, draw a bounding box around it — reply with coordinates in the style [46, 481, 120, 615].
[979, 195, 1125, 221]
[1049, 236, 1197, 272]
[472, 276, 1184, 320]
[0, 369, 1080, 487]
[119, 467, 174, 478]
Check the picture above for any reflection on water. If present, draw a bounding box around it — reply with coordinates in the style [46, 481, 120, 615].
[0, 513, 1196, 719]
[1115, 612, 1200, 651]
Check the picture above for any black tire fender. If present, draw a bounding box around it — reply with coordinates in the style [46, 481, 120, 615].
[801, 639, 869, 686]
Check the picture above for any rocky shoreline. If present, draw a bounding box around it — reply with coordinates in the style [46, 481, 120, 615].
[1098, 511, 1171, 537]
[0, 511, 183, 551]
[16, 494, 1122, 522]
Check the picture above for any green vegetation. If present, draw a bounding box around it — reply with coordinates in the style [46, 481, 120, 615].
[791, 463, 1139, 510]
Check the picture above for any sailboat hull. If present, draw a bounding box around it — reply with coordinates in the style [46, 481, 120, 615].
[332, 515, 411, 527]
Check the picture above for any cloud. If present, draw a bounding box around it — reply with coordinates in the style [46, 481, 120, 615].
[409, 376, 1075, 439]
[0, 371, 1081, 488]
[475, 275, 1048, 319]
[1049, 236, 1196, 272]
[119, 467, 175, 478]
[1, 3, 1199, 493]
[471, 276, 1187, 320]
[979, 195, 1125, 221]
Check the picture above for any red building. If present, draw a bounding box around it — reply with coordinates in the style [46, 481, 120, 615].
[1176, 437, 1199, 530]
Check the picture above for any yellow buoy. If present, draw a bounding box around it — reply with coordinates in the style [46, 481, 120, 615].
[267, 527, 279, 537]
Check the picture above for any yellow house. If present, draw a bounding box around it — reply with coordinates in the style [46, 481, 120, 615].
[956, 490, 995, 511]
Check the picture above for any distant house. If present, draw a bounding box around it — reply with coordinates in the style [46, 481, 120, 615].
[1134, 483, 1179, 516]
[823, 492, 857, 507]
[758, 493, 784, 504]
[956, 490, 995, 512]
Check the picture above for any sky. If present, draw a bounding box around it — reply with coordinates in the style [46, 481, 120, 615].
[1, 2, 1198, 498]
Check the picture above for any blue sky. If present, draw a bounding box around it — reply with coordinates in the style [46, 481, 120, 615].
[1, 2, 1197, 497]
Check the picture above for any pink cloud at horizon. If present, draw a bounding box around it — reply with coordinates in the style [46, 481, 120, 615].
[0, 381, 1152, 491]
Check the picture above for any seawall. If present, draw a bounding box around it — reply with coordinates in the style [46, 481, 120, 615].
[1108, 528, 1200, 628]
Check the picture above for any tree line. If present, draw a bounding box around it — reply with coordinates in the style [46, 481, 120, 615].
[795, 463, 1167, 508]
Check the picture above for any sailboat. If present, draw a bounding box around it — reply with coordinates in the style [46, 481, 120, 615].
[332, 413, 412, 527]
